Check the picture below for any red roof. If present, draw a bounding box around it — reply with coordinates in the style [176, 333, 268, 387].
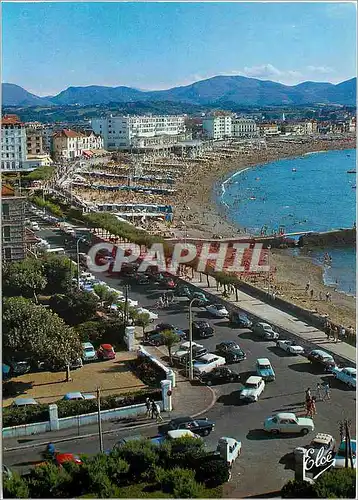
[2, 185, 15, 197]
[53, 129, 84, 139]
[100, 344, 114, 350]
[2, 114, 21, 125]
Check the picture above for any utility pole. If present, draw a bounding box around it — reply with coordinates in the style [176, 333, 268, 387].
[97, 387, 103, 453]
[123, 284, 130, 329]
[188, 298, 199, 381]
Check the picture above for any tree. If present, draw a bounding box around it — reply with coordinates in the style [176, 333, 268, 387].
[49, 290, 98, 325]
[136, 312, 151, 338]
[281, 469, 356, 498]
[42, 255, 75, 294]
[93, 284, 119, 309]
[195, 458, 230, 487]
[76, 321, 105, 344]
[161, 330, 180, 364]
[3, 259, 47, 302]
[3, 473, 29, 498]
[3, 296, 82, 372]
[25, 462, 75, 498]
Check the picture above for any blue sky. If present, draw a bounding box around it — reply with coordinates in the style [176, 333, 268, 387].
[2, 1, 357, 96]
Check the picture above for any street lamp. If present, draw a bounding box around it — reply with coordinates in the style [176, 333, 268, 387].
[267, 245, 272, 297]
[188, 298, 199, 381]
[76, 237, 86, 289]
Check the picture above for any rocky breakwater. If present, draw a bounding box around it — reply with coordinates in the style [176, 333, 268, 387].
[299, 228, 356, 247]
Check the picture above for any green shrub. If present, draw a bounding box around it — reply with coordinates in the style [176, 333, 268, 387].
[76, 321, 106, 345]
[195, 457, 230, 487]
[113, 440, 159, 479]
[155, 467, 202, 498]
[130, 357, 165, 387]
[3, 472, 29, 498]
[26, 462, 75, 498]
[3, 404, 49, 427]
[314, 468, 356, 498]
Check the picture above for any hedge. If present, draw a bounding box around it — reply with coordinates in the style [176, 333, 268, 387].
[3, 389, 161, 428]
[129, 357, 166, 387]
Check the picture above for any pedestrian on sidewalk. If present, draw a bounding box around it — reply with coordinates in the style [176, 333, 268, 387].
[145, 398, 151, 417]
[305, 387, 311, 404]
[311, 396, 317, 415]
[319, 291, 323, 301]
[333, 326, 339, 343]
[150, 399, 156, 419]
[305, 281, 310, 293]
[316, 382, 322, 401]
[322, 382, 331, 401]
[310, 289, 314, 299]
[154, 403, 163, 422]
[306, 398, 314, 418]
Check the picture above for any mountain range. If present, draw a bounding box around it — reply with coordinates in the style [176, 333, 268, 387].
[2, 75, 356, 108]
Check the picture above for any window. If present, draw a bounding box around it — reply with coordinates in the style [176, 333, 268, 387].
[4, 247, 12, 260]
[3, 226, 11, 241]
[2, 203, 10, 217]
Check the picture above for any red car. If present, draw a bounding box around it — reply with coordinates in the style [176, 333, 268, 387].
[55, 453, 82, 466]
[97, 344, 116, 360]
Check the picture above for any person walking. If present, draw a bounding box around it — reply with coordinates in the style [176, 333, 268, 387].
[305, 387, 312, 404]
[333, 326, 339, 343]
[322, 382, 331, 401]
[316, 382, 322, 401]
[319, 291, 323, 301]
[145, 398, 151, 418]
[305, 281, 310, 294]
[310, 289, 314, 299]
[311, 396, 317, 416]
[154, 403, 163, 422]
[150, 399, 156, 419]
[306, 398, 314, 418]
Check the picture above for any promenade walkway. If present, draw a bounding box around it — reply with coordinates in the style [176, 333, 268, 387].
[184, 272, 356, 365]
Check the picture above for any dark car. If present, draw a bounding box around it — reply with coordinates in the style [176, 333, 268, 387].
[192, 321, 214, 338]
[172, 345, 208, 366]
[216, 341, 246, 362]
[113, 435, 144, 449]
[155, 323, 186, 337]
[229, 311, 253, 328]
[167, 417, 215, 437]
[307, 349, 337, 371]
[199, 366, 240, 386]
[134, 274, 151, 285]
[147, 329, 186, 347]
[6, 359, 31, 376]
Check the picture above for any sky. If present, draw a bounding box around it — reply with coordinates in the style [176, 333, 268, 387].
[2, 1, 357, 96]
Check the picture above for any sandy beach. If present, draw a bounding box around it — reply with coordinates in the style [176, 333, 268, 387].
[173, 136, 356, 328]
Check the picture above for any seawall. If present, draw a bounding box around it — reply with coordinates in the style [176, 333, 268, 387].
[299, 228, 356, 247]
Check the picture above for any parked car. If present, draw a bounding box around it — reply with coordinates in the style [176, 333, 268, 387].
[135, 274, 151, 285]
[6, 359, 31, 376]
[151, 429, 203, 445]
[256, 358, 276, 381]
[240, 376, 265, 402]
[12, 398, 38, 407]
[172, 344, 208, 365]
[229, 311, 252, 328]
[264, 412, 314, 435]
[146, 330, 185, 347]
[191, 292, 210, 307]
[276, 339, 305, 355]
[216, 437, 242, 467]
[331, 366, 356, 388]
[54, 453, 83, 467]
[252, 322, 279, 340]
[136, 307, 158, 321]
[81, 342, 97, 362]
[63, 392, 96, 401]
[333, 438, 357, 468]
[294, 433, 336, 462]
[199, 366, 240, 386]
[97, 344, 116, 361]
[192, 320, 214, 338]
[2, 465, 12, 479]
[154, 323, 186, 338]
[167, 416, 215, 437]
[307, 349, 336, 371]
[206, 304, 229, 318]
[216, 341, 246, 363]
[193, 353, 226, 375]
[113, 435, 144, 449]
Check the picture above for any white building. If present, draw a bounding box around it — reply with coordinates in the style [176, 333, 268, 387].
[232, 118, 258, 138]
[1, 115, 27, 171]
[52, 129, 104, 160]
[91, 115, 186, 150]
[202, 115, 232, 140]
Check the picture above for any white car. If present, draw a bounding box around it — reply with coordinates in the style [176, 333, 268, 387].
[117, 296, 138, 307]
[136, 307, 158, 321]
[193, 353, 226, 375]
[264, 412, 315, 435]
[240, 376, 265, 402]
[206, 304, 229, 318]
[276, 339, 305, 355]
[331, 366, 356, 388]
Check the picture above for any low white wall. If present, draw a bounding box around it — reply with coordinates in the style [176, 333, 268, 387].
[3, 401, 162, 439]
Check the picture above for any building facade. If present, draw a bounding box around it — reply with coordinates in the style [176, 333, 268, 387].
[232, 118, 258, 138]
[91, 115, 186, 150]
[1, 115, 27, 171]
[52, 129, 104, 159]
[26, 129, 45, 155]
[1, 185, 27, 262]
[258, 123, 280, 136]
[202, 115, 232, 140]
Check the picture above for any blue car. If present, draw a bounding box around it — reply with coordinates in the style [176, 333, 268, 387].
[256, 358, 276, 381]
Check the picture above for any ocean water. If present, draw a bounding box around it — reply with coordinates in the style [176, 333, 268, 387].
[219, 148, 356, 296]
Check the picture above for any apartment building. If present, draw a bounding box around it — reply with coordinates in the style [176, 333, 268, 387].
[52, 129, 104, 159]
[202, 115, 232, 140]
[258, 123, 280, 137]
[91, 115, 186, 150]
[1, 184, 27, 262]
[26, 129, 45, 155]
[232, 118, 258, 138]
[1, 115, 27, 171]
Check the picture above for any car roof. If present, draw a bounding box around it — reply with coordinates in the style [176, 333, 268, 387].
[220, 340, 235, 346]
[312, 433, 334, 445]
[275, 412, 297, 419]
[64, 392, 83, 399]
[168, 429, 196, 439]
[82, 342, 94, 348]
[100, 344, 113, 350]
[344, 367, 356, 374]
[194, 320, 209, 326]
[246, 376, 262, 384]
[196, 353, 220, 362]
[311, 349, 333, 358]
[257, 358, 271, 364]
[13, 398, 38, 406]
[257, 322, 271, 327]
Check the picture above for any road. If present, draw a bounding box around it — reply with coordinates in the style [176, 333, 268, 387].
[6, 223, 356, 497]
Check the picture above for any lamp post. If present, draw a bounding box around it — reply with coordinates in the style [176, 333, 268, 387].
[188, 298, 199, 381]
[267, 245, 272, 297]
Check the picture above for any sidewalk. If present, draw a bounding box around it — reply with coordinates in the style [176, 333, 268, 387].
[184, 272, 356, 365]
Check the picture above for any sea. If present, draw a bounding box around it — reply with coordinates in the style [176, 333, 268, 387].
[218, 148, 356, 296]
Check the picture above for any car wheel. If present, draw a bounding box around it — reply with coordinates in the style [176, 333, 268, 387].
[202, 429, 210, 436]
[334, 373, 338, 378]
[271, 429, 279, 435]
[229, 377, 235, 382]
[207, 380, 212, 386]
[301, 428, 309, 435]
